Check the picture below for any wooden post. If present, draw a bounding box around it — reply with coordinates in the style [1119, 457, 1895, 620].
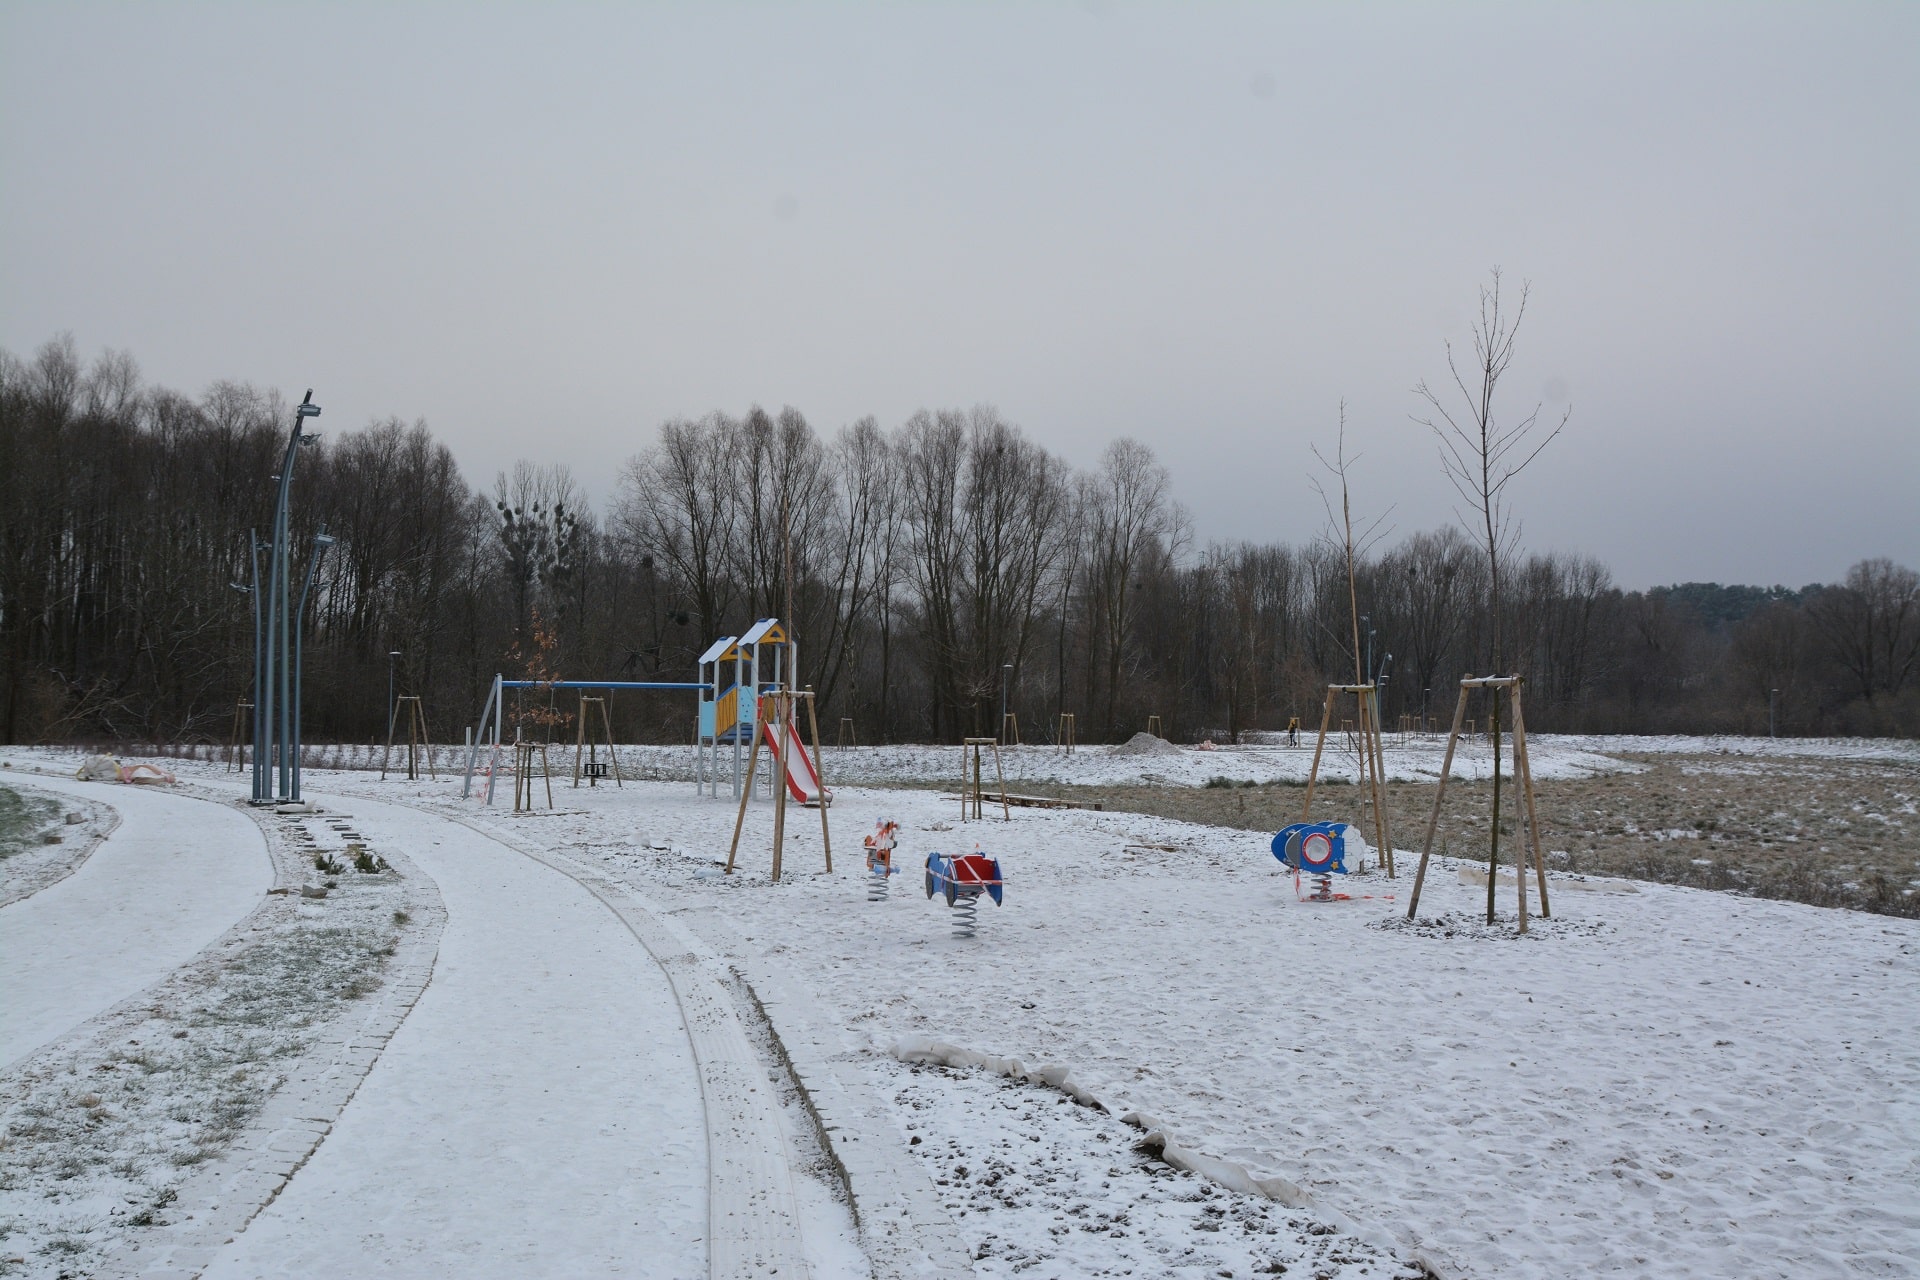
[804, 688, 832, 873]
[227, 700, 252, 772]
[572, 693, 589, 787]
[771, 692, 790, 882]
[512, 740, 550, 812]
[1406, 682, 1471, 918]
[961, 737, 1004, 821]
[382, 696, 399, 779]
[1301, 685, 1338, 820]
[725, 704, 767, 875]
[1509, 680, 1550, 920]
[1363, 685, 1395, 877]
[601, 695, 622, 787]
[837, 717, 856, 748]
[1002, 711, 1021, 745]
[1057, 712, 1075, 755]
[1146, 714, 1163, 738]
[993, 740, 1009, 821]
[570, 695, 622, 788]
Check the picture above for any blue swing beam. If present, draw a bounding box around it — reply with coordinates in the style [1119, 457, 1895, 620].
[463, 676, 709, 800]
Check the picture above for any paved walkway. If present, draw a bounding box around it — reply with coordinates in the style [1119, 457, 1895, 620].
[201, 792, 711, 1280]
[0, 773, 270, 1069]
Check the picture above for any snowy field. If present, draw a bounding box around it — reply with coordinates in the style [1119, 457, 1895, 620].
[2, 734, 1916, 1279]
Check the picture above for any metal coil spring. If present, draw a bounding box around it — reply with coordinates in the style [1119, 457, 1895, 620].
[867, 869, 890, 901]
[950, 891, 980, 939]
[1307, 872, 1336, 902]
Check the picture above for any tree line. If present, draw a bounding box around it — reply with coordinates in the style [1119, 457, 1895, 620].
[2, 332, 1915, 748]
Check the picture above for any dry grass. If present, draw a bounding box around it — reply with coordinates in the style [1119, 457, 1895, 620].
[1019, 753, 1920, 917]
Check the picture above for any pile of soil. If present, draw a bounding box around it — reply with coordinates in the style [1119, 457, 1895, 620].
[1109, 732, 1182, 758]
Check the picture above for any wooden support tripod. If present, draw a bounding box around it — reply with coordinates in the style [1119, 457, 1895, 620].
[1057, 712, 1076, 755]
[725, 688, 833, 881]
[226, 700, 253, 772]
[961, 737, 1010, 822]
[571, 694, 623, 788]
[1405, 675, 1549, 932]
[382, 696, 436, 780]
[1300, 683, 1395, 877]
[512, 738, 553, 812]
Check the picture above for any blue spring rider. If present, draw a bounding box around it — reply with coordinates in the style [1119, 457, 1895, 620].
[925, 849, 1004, 938]
[1272, 822, 1356, 902]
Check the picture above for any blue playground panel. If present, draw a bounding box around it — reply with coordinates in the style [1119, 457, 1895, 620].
[1271, 822, 1349, 875]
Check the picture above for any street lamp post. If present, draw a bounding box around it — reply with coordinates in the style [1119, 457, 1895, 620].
[290, 528, 336, 802]
[261, 390, 320, 803]
[1770, 688, 1778, 738]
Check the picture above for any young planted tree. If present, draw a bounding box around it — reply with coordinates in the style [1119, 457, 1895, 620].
[1413, 269, 1569, 922]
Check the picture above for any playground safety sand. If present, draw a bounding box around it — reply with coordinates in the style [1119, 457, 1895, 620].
[4, 741, 1916, 1278]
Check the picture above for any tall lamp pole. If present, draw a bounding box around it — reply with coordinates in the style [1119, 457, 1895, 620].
[260, 390, 321, 803]
[290, 528, 336, 802]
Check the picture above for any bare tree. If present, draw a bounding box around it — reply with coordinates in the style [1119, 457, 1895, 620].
[1807, 558, 1920, 703]
[1414, 270, 1569, 671]
[616, 414, 742, 643]
[1413, 268, 1569, 920]
[1311, 401, 1393, 686]
[1084, 438, 1180, 738]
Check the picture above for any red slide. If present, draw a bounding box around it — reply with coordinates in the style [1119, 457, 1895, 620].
[759, 720, 831, 806]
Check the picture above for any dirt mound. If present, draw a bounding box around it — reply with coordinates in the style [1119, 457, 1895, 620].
[1110, 732, 1181, 758]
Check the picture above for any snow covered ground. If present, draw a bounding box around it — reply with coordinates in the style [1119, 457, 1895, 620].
[1, 775, 270, 1068]
[3, 736, 1917, 1278]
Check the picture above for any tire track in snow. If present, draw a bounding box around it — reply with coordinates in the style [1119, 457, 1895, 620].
[415, 802, 812, 1280]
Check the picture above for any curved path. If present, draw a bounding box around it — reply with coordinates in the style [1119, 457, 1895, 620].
[201, 791, 713, 1280]
[0, 773, 270, 1069]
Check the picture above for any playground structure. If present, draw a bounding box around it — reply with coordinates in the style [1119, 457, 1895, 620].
[925, 848, 1005, 939]
[864, 819, 899, 901]
[1272, 821, 1358, 901]
[570, 694, 622, 788]
[1299, 683, 1395, 877]
[458, 615, 831, 827]
[697, 620, 829, 806]
[382, 695, 435, 781]
[462, 675, 704, 804]
[1406, 674, 1549, 933]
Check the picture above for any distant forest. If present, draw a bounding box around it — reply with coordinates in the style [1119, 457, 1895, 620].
[2, 334, 1915, 747]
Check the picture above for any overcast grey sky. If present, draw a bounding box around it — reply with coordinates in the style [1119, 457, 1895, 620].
[3, 2, 1913, 588]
